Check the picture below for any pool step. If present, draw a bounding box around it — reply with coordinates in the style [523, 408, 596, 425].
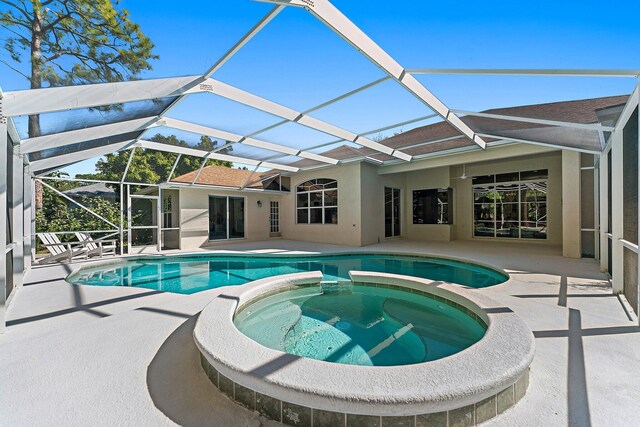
[320, 280, 353, 293]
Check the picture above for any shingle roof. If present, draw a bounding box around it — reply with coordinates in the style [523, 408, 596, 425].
[171, 165, 273, 189]
[292, 94, 630, 167]
[62, 182, 118, 198]
[379, 94, 630, 156]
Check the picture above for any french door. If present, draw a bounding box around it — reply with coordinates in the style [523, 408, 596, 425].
[270, 201, 280, 236]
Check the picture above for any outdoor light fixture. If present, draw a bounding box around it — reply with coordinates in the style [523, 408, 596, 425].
[257, 200, 263, 208]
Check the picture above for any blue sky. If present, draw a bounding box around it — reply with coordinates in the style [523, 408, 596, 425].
[1, 0, 639, 175]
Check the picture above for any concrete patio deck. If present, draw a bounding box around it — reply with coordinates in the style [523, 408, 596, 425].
[1, 239, 638, 426]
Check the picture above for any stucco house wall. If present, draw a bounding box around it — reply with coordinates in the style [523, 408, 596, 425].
[360, 162, 406, 246]
[403, 166, 454, 243]
[175, 146, 581, 257]
[279, 163, 363, 247]
[179, 187, 272, 250]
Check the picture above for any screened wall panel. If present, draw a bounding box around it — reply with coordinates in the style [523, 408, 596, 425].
[13, 98, 177, 139]
[463, 115, 603, 152]
[580, 154, 596, 258]
[622, 108, 638, 314]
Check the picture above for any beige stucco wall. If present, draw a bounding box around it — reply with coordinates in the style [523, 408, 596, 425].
[360, 163, 406, 246]
[403, 166, 454, 242]
[279, 163, 363, 246]
[174, 144, 580, 256]
[178, 187, 272, 250]
[562, 151, 582, 258]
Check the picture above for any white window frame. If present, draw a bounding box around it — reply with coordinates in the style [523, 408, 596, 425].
[472, 171, 549, 240]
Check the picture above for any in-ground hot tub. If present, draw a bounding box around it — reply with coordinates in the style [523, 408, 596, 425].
[194, 271, 534, 427]
[234, 280, 487, 367]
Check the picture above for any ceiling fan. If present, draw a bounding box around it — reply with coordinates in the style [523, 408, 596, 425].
[453, 164, 469, 180]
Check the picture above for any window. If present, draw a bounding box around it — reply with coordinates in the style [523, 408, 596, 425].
[413, 188, 452, 224]
[296, 179, 338, 224]
[209, 196, 245, 240]
[473, 170, 548, 239]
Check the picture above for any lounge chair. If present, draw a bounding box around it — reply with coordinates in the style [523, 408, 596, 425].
[37, 233, 88, 264]
[75, 232, 117, 258]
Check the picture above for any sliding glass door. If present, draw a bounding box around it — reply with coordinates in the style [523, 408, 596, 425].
[209, 196, 245, 240]
[385, 187, 401, 238]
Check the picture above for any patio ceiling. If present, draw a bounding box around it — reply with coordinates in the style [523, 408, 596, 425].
[1, 0, 639, 186]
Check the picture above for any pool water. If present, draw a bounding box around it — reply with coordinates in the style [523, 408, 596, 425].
[66, 254, 506, 294]
[234, 284, 487, 366]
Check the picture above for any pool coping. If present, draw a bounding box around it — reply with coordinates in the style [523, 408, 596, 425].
[193, 271, 535, 418]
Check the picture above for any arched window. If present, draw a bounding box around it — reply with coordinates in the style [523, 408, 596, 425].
[296, 178, 338, 224]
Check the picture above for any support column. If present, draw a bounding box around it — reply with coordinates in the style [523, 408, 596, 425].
[11, 145, 24, 290]
[0, 100, 7, 333]
[120, 183, 124, 255]
[562, 150, 582, 258]
[158, 188, 163, 252]
[23, 168, 32, 270]
[611, 130, 624, 293]
[599, 151, 609, 272]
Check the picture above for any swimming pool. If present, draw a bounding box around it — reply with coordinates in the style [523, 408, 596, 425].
[234, 283, 487, 366]
[66, 253, 507, 294]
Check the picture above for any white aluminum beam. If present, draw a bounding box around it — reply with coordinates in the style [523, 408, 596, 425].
[261, 0, 486, 150]
[147, 4, 286, 145]
[7, 117, 21, 145]
[191, 78, 412, 161]
[137, 139, 299, 172]
[240, 164, 262, 190]
[20, 116, 156, 154]
[261, 113, 441, 165]
[610, 130, 624, 293]
[204, 5, 286, 78]
[399, 134, 466, 151]
[451, 109, 615, 132]
[19, 109, 339, 167]
[246, 76, 392, 139]
[157, 117, 339, 164]
[10, 148, 24, 290]
[406, 69, 640, 77]
[167, 154, 182, 182]
[121, 147, 137, 183]
[476, 133, 602, 154]
[0, 95, 7, 332]
[316, 114, 439, 148]
[38, 179, 119, 229]
[30, 140, 137, 172]
[3, 75, 204, 117]
[603, 85, 639, 154]
[191, 158, 209, 185]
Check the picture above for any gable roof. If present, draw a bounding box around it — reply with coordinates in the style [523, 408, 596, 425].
[171, 165, 273, 189]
